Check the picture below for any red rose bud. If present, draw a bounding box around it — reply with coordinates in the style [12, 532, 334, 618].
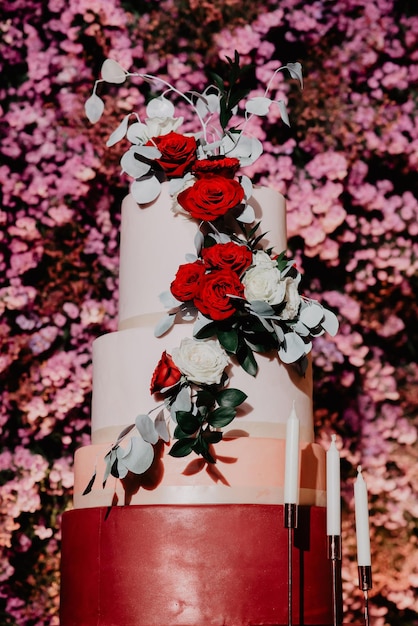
[193, 157, 240, 179]
[194, 268, 244, 321]
[149, 131, 197, 178]
[202, 242, 252, 275]
[170, 260, 206, 301]
[150, 351, 182, 394]
[177, 176, 245, 222]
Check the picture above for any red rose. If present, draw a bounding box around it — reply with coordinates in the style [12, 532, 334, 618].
[193, 157, 240, 179]
[150, 351, 182, 394]
[170, 260, 205, 301]
[202, 242, 252, 275]
[177, 176, 244, 222]
[149, 132, 197, 178]
[194, 268, 244, 321]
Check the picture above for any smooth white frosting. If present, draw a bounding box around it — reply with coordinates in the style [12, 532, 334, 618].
[91, 184, 313, 444]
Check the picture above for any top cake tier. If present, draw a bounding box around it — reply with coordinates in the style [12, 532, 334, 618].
[118, 183, 286, 328]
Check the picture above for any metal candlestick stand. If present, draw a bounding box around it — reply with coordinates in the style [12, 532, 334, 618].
[284, 503, 298, 626]
[358, 565, 372, 626]
[327, 535, 342, 626]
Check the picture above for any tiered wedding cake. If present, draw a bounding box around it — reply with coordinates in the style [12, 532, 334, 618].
[60, 56, 339, 625]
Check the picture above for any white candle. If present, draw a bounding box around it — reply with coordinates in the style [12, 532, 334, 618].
[326, 434, 341, 536]
[284, 403, 300, 504]
[354, 465, 371, 566]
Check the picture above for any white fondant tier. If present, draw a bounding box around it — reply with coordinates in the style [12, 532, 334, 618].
[118, 184, 287, 327]
[91, 322, 313, 444]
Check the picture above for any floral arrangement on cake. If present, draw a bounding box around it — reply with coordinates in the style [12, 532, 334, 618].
[83, 53, 339, 482]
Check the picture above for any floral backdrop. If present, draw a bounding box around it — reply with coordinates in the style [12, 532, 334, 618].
[1, 0, 417, 624]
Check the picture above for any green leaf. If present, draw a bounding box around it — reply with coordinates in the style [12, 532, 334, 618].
[236, 343, 258, 377]
[196, 389, 215, 407]
[195, 322, 217, 340]
[207, 406, 236, 428]
[176, 411, 201, 434]
[169, 438, 195, 458]
[194, 434, 216, 464]
[216, 388, 247, 408]
[203, 430, 223, 444]
[217, 328, 239, 353]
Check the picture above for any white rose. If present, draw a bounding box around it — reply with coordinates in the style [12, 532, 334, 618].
[279, 276, 301, 320]
[242, 264, 286, 305]
[171, 337, 229, 385]
[145, 116, 184, 138]
[170, 174, 196, 216]
[252, 250, 276, 268]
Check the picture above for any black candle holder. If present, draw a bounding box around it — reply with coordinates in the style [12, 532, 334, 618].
[327, 535, 343, 626]
[358, 565, 372, 626]
[284, 503, 298, 626]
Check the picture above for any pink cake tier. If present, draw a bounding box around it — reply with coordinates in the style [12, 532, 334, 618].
[60, 504, 333, 626]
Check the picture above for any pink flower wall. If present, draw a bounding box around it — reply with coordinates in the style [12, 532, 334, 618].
[0, 0, 417, 623]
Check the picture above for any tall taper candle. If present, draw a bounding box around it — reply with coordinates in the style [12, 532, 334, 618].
[354, 465, 371, 566]
[284, 403, 300, 504]
[326, 434, 341, 536]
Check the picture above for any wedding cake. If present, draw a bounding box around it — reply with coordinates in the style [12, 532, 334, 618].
[60, 55, 339, 625]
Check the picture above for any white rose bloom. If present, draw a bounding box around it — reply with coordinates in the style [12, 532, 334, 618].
[279, 276, 301, 320]
[171, 174, 196, 216]
[171, 338, 229, 385]
[252, 250, 276, 268]
[242, 265, 286, 305]
[145, 116, 184, 138]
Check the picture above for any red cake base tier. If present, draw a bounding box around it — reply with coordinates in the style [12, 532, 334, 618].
[60, 504, 334, 626]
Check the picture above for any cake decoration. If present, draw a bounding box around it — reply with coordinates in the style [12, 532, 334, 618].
[84, 53, 338, 486]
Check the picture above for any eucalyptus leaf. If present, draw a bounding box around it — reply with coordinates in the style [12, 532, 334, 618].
[159, 290, 181, 310]
[299, 303, 325, 329]
[154, 313, 176, 337]
[321, 308, 339, 336]
[171, 386, 192, 416]
[114, 423, 136, 446]
[135, 414, 159, 444]
[279, 332, 309, 364]
[194, 229, 204, 255]
[106, 114, 130, 147]
[126, 121, 147, 144]
[82, 470, 96, 496]
[101, 59, 127, 84]
[131, 176, 161, 204]
[240, 175, 253, 199]
[245, 96, 272, 116]
[154, 410, 170, 442]
[276, 100, 290, 126]
[237, 203, 255, 224]
[117, 437, 154, 474]
[286, 62, 303, 88]
[250, 300, 276, 316]
[85, 94, 105, 124]
[121, 149, 152, 178]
